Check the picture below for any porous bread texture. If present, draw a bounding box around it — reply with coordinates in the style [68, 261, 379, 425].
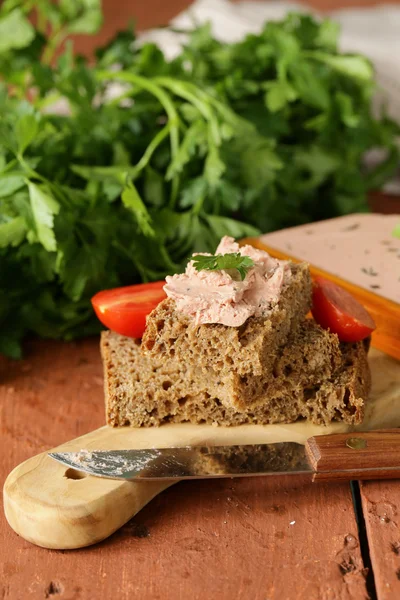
[101, 321, 370, 428]
[221, 319, 342, 411]
[141, 263, 312, 378]
[303, 338, 370, 425]
[169, 319, 343, 412]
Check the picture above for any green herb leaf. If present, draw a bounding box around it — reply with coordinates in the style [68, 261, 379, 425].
[121, 182, 155, 238]
[0, 174, 25, 198]
[204, 146, 225, 186]
[336, 92, 359, 127]
[289, 61, 329, 110]
[0, 216, 26, 248]
[204, 214, 259, 241]
[0, 333, 23, 360]
[191, 252, 255, 281]
[315, 19, 340, 50]
[265, 80, 297, 113]
[393, 224, 400, 239]
[27, 181, 60, 252]
[64, 0, 103, 35]
[307, 52, 373, 81]
[0, 8, 35, 53]
[15, 114, 38, 155]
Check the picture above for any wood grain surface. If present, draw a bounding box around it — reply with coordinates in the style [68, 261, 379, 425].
[360, 481, 400, 600]
[1, 337, 369, 600]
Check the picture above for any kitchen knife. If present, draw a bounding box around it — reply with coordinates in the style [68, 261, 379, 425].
[49, 430, 400, 482]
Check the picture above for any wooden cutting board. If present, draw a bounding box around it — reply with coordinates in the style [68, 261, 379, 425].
[4, 347, 400, 550]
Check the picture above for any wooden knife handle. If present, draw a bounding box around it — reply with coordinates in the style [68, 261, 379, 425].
[305, 430, 400, 482]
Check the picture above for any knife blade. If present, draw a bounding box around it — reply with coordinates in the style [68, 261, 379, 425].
[49, 430, 400, 482]
[50, 442, 312, 480]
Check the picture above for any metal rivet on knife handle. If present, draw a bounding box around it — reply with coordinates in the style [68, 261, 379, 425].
[345, 437, 368, 450]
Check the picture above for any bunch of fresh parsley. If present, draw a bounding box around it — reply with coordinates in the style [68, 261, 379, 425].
[0, 1, 398, 357]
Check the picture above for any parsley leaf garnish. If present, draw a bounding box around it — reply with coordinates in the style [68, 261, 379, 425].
[393, 224, 400, 239]
[191, 253, 255, 281]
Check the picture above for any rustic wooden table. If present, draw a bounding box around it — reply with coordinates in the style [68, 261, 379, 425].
[1, 2, 400, 599]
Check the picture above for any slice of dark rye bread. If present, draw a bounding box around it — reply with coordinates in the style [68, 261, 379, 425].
[142, 263, 312, 378]
[101, 321, 371, 428]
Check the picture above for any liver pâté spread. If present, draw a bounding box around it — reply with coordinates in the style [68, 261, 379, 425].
[164, 236, 291, 327]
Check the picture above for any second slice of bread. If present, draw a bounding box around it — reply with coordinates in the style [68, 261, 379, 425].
[102, 320, 370, 428]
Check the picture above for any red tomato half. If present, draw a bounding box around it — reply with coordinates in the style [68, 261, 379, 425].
[91, 281, 167, 338]
[311, 277, 376, 343]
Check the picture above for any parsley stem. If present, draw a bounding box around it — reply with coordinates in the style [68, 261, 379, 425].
[1, 158, 18, 175]
[95, 70, 180, 208]
[180, 82, 243, 130]
[131, 122, 171, 178]
[155, 77, 221, 146]
[18, 155, 46, 183]
[42, 27, 68, 65]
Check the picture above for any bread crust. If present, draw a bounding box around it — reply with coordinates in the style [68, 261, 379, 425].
[101, 321, 371, 428]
